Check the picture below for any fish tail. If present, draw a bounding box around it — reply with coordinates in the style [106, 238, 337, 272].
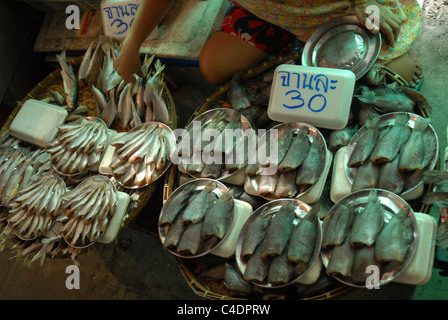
[367, 188, 378, 203]
[414, 117, 431, 132]
[422, 170, 448, 184]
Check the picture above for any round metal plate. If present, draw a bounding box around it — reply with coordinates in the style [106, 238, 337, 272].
[344, 112, 439, 197]
[247, 121, 328, 201]
[159, 178, 235, 259]
[302, 15, 381, 80]
[235, 198, 322, 288]
[180, 108, 253, 181]
[111, 121, 176, 189]
[320, 188, 418, 288]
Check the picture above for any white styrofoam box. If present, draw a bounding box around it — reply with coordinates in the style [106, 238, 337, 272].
[101, 0, 158, 41]
[98, 130, 123, 175]
[97, 191, 131, 244]
[267, 65, 355, 130]
[394, 212, 437, 285]
[330, 146, 424, 203]
[244, 149, 332, 205]
[211, 199, 253, 258]
[9, 99, 68, 148]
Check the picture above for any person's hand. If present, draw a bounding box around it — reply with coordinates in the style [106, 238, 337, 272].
[354, 0, 402, 47]
[113, 41, 144, 82]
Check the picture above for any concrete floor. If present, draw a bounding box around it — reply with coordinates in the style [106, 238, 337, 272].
[0, 0, 447, 301]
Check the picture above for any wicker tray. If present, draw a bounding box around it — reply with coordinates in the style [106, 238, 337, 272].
[162, 53, 436, 300]
[1, 54, 178, 231]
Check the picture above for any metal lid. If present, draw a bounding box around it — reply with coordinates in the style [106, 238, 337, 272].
[302, 15, 381, 80]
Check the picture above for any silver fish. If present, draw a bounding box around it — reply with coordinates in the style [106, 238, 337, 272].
[260, 201, 297, 259]
[347, 115, 380, 168]
[201, 189, 234, 239]
[349, 189, 384, 247]
[322, 204, 355, 249]
[375, 206, 412, 263]
[287, 204, 319, 265]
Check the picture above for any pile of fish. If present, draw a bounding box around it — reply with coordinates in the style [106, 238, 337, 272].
[46, 117, 109, 175]
[58, 176, 118, 248]
[238, 201, 320, 286]
[109, 122, 175, 188]
[0, 147, 31, 207]
[79, 36, 170, 128]
[182, 109, 251, 180]
[422, 170, 448, 249]
[246, 123, 327, 199]
[2, 175, 66, 240]
[322, 189, 414, 285]
[346, 112, 437, 194]
[159, 181, 234, 256]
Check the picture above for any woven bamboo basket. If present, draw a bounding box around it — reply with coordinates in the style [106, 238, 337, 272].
[162, 52, 436, 300]
[1, 54, 178, 231]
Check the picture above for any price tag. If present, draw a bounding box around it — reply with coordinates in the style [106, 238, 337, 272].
[101, 0, 158, 41]
[267, 64, 355, 130]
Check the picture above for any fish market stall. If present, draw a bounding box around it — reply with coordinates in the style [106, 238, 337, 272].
[0, 37, 177, 265]
[159, 43, 440, 299]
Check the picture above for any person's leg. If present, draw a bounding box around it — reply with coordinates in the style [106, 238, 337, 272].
[199, 4, 297, 85]
[199, 32, 269, 85]
[384, 51, 422, 88]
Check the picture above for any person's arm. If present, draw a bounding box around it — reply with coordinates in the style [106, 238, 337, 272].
[114, 0, 176, 81]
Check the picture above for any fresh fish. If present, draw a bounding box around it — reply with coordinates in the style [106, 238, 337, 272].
[369, 113, 411, 164]
[349, 189, 384, 247]
[287, 204, 319, 265]
[78, 40, 94, 87]
[91, 84, 108, 114]
[201, 189, 234, 239]
[260, 201, 297, 259]
[273, 170, 298, 198]
[328, 124, 358, 153]
[228, 71, 250, 111]
[375, 206, 412, 263]
[243, 244, 270, 283]
[267, 249, 295, 285]
[295, 139, 324, 189]
[200, 162, 223, 179]
[378, 156, 406, 194]
[180, 182, 217, 225]
[356, 84, 415, 113]
[325, 237, 356, 277]
[49, 89, 65, 106]
[347, 115, 380, 168]
[398, 117, 432, 172]
[101, 88, 117, 127]
[240, 207, 272, 262]
[322, 204, 355, 249]
[223, 263, 252, 295]
[163, 214, 186, 249]
[351, 160, 379, 192]
[278, 128, 311, 172]
[144, 82, 169, 124]
[351, 245, 380, 284]
[261, 125, 294, 168]
[176, 221, 204, 255]
[56, 50, 77, 111]
[256, 170, 279, 196]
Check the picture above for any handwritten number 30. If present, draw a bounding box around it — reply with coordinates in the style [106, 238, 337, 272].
[283, 90, 326, 113]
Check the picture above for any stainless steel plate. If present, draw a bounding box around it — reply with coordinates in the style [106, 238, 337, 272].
[158, 178, 235, 259]
[344, 112, 439, 197]
[235, 198, 322, 288]
[247, 121, 328, 201]
[302, 15, 381, 80]
[181, 108, 253, 181]
[320, 188, 418, 288]
[111, 121, 176, 189]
